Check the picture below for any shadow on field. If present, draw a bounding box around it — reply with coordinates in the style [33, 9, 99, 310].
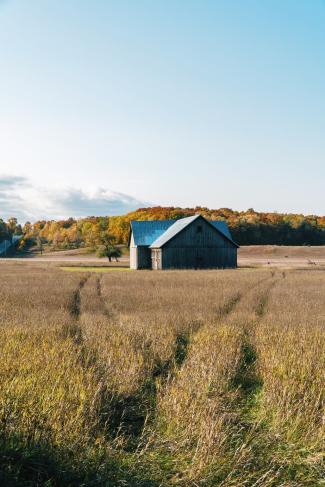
[231, 280, 276, 402]
[216, 292, 241, 317]
[231, 337, 263, 399]
[95, 275, 116, 319]
[106, 328, 196, 450]
[68, 274, 90, 319]
[106, 290, 256, 451]
[0, 437, 159, 487]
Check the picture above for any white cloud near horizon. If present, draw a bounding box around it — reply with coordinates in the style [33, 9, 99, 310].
[0, 175, 150, 222]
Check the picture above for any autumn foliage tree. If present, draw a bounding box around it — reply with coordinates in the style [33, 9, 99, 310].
[0, 217, 22, 243]
[95, 231, 122, 262]
[6, 207, 325, 249]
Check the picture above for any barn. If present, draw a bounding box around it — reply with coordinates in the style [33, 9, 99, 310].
[129, 214, 238, 270]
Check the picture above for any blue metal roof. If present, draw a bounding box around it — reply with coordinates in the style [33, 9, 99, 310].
[130, 216, 237, 248]
[130, 220, 175, 246]
[210, 220, 232, 239]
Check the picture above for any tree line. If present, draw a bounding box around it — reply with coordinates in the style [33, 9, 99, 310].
[1, 207, 325, 249]
[0, 218, 23, 242]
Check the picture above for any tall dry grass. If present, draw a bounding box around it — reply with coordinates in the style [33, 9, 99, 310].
[0, 262, 324, 485]
[253, 271, 325, 483]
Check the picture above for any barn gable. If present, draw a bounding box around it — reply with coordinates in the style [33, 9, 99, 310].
[149, 215, 237, 269]
[150, 215, 238, 249]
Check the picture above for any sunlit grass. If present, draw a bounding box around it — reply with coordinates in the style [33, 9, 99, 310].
[0, 262, 324, 485]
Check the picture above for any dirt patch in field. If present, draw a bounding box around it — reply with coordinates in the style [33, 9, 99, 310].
[60, 266, 131, 272]
[238, 245, 325, 268]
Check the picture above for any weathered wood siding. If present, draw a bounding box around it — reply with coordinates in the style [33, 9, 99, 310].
[151, 248, 162, 270]
[160, 217, 237, 269]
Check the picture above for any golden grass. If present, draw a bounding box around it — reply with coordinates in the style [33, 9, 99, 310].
[0, 262, 324, 485]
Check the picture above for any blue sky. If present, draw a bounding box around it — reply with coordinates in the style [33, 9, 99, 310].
[0, 0, 324, 220]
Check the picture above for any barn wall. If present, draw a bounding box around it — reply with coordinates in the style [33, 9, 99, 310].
[161, 217, 237, 269]
[161, 247, 237, 269]
[129, 233, 138, 269]
[130, 247, 138, 269]
[165, 217, 232, 248]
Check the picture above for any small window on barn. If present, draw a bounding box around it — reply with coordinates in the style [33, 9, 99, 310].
[197, 225, 202, 233]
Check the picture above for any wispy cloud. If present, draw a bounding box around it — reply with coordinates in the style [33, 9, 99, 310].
[0, 175, 149, 222]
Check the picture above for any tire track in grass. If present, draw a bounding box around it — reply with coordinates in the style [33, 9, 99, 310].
[95, 274, 116, 320]
[63, 274, 148, 449]
[97, 273, 276, 448]
[145, 274, 278, 483]
[154, 279, 255, 387]
[154, 277, 273, 416]
[61, 274, 90, 344]
[61, 275, 121, 444]
[92, 275, 203, 444]
[61, 274, 109, 375]
[232, 279, 277, 413]
[59, 272, 271, 464]
[236, 275, 317, 487]
[220, 277, 280, 486]
[119, 273, 281, 475]
[215, 272, 276, 320]
[105, 284, 252, 450]
[216, 292, 242, 318]
[106, 322, 202, 451]
[68, 272, 276, 454]
[156, 273, 276, 399]
[69, 274, 90, 320]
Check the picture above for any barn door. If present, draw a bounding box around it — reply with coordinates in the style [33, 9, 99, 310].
[151, 249, 160, 270]
[156, 252, 161, 269]
[195, 252, 204, 269]
[151, 250, 156, 270]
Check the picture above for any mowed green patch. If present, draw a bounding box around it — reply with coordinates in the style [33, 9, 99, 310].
[60, 266, 131, 272]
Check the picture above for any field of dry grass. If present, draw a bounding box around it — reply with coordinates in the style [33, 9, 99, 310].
[0, 261, 324, 486]
[238, 245, 325, 267]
